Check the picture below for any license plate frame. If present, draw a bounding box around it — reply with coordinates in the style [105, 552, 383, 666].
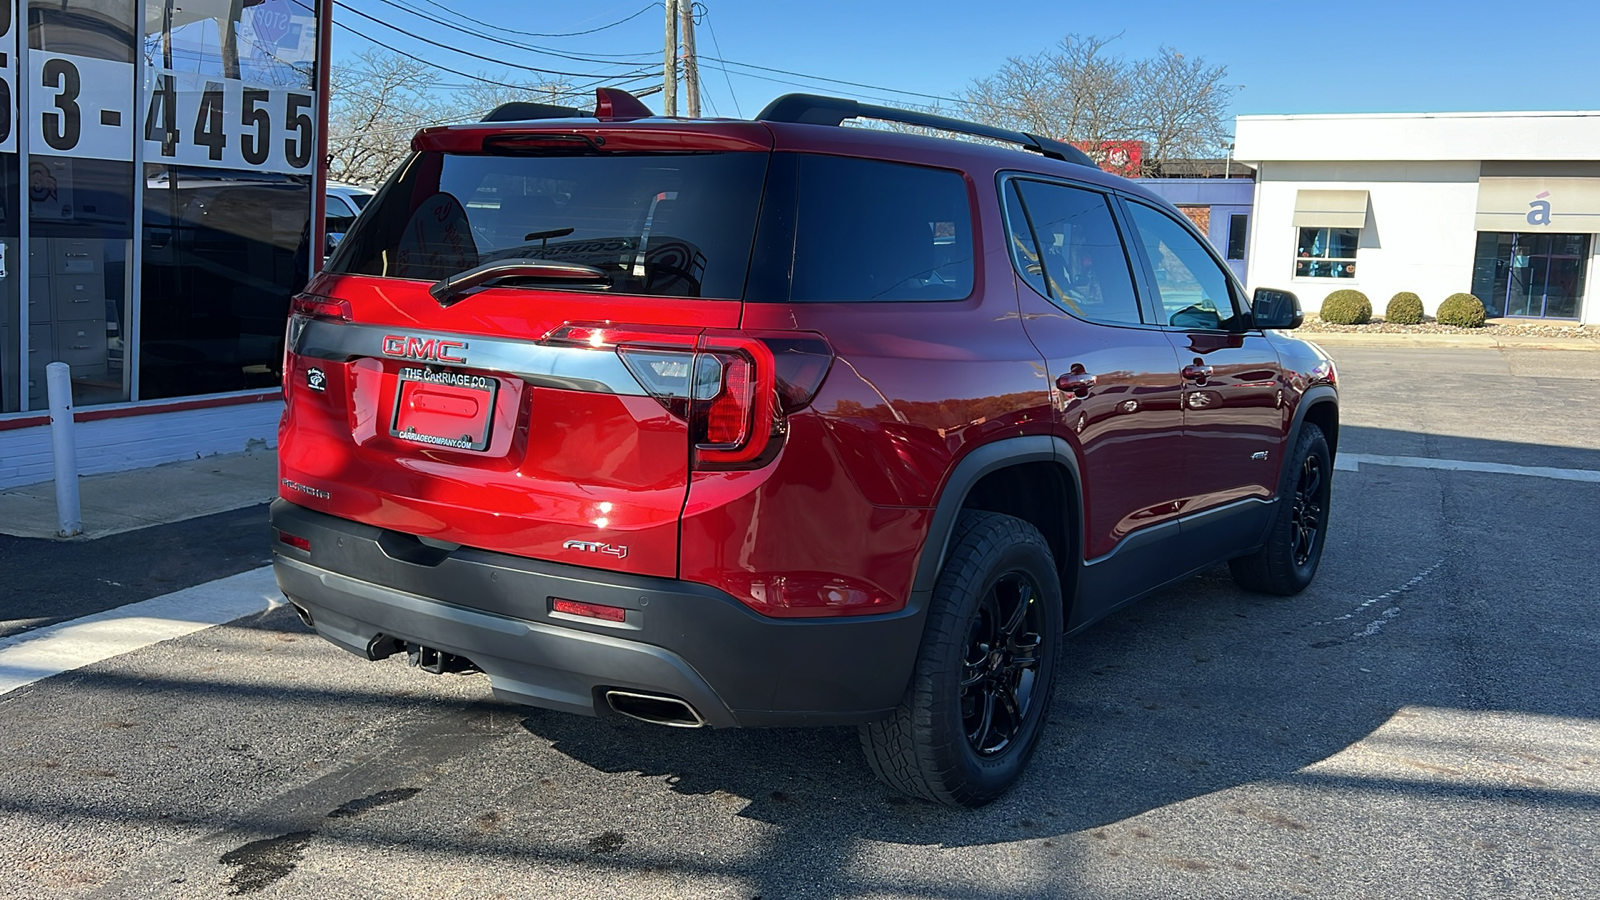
[389, 366, 499, 452]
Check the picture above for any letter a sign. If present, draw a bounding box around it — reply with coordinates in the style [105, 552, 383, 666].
[1527, 191, 1553, 226]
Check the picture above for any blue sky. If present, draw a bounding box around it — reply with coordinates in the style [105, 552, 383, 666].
[332, 0, 1600, 127]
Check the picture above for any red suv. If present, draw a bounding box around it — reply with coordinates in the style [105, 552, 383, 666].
[272, 90, 1338, 806]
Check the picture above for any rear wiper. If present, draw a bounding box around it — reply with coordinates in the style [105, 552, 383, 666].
[429, 259, 608, 306]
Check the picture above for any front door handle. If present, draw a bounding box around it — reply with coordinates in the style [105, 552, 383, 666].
[1057, 370, 1097, 396]
[1181, 363, 1213, 383]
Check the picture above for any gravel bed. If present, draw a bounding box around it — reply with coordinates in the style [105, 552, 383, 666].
[1299, 317, 1600, 340]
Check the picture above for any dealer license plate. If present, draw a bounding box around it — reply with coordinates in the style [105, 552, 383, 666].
[389, 366, 498, 452]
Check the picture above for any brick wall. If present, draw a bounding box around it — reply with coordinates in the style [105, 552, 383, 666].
[1178, 205, 1211, 234]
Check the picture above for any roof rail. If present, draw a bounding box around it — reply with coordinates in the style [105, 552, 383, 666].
[754, 93, 1096, 168]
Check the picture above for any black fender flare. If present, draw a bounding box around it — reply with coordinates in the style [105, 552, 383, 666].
[910, 435, 1085, 599]
[1288, 385, 1339, 460]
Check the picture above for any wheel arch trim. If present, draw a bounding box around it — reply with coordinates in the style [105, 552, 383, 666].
[1289, 385, 1340, 459]
[911, 436, 1085, 597]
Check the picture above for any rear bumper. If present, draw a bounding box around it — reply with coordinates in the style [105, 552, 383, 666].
[269, 500, 925, 727]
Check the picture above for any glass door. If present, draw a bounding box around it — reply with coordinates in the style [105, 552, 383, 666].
[1473, 232, 1590, 320]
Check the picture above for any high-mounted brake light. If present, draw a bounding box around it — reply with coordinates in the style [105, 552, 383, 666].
[290, 295, 351, 320]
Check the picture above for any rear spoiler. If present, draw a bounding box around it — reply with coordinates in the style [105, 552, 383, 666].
[482, 88, 655, 123]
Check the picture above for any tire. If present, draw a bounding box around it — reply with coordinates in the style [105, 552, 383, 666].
[1229, 422, 1333, 595]
[860, 510, 1063, 807]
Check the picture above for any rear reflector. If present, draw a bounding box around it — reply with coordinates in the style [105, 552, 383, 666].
[278, 531, 312, 552]
[551, 598, 628, 623]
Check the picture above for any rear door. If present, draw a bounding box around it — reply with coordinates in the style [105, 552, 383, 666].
[1001, 177, 1187, 565]
[279, 125, 773, 579]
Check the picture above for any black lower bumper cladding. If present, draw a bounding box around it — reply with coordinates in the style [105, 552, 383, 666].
[269, 500, 926, 727]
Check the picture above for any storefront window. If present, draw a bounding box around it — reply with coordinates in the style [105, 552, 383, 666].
[139, 0, 318, 400]
[1472, 232, 1589, 320]
[1295, 226, 1358, 279]
[0, 3, 19, 413]
[28, 0, 139, 408]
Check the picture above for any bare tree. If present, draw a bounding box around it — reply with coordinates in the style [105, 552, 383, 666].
[1129, 47, 1234, 172]
[959, 35, 1235, 174]
[328, 51, 600, 183]
[455, 79, 582, 119]
[327, 49, 447, 185]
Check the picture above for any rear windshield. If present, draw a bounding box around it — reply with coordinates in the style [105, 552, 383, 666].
[328, 150, 768, 300]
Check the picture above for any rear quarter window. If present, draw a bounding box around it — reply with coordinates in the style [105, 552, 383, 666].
[750, 154, 974, 303]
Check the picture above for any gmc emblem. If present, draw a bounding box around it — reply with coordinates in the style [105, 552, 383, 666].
[382, 334, 468, 364]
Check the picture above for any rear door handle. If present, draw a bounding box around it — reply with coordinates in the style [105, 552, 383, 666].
[1057, 371, 1097, 396]
[1181, 364, 1213, 382]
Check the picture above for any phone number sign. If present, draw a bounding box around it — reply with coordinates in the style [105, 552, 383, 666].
[18, 52, 314, 174]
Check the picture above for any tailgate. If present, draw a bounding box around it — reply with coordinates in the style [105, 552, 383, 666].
[278, 130, 771, 578]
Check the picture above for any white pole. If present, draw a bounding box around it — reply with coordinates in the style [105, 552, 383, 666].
[46, 362, 82, 537]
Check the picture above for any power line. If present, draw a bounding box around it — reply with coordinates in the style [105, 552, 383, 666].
[360, 0, 661, 66]
[409, 0, 660, 39]
[310, 13, 577, 91]
[318, 0, 654, 80]
[701, 54, 961, 106]
[700, 8, 741, 117]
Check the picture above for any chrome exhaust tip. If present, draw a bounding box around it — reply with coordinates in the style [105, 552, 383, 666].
[603, 690, 707, 728]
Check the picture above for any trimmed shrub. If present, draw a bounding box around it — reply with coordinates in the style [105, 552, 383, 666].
[1385, 292, 1425, 325]
[1436, 293, 1487, 328]
[1319, 289, 1372, 325]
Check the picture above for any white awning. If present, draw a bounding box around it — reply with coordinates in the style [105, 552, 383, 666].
[1476, 177, 1600, 233]
[1292, 190, 1369, 229]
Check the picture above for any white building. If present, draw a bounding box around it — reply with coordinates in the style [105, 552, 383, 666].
[1235, 111, 1600, 325]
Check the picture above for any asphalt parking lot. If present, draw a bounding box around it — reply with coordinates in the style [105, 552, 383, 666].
[2, 343, 1598, 899]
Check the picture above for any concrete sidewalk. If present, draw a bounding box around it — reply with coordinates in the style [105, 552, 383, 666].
[0, 449, 277, 540]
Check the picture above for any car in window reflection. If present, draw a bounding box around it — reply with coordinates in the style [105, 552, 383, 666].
[141, 170, 312, 398]
[325, 183, 377, 256]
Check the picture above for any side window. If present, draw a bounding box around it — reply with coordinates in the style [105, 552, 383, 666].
[1227, 214, 1248, 260]
[789, 155, 973, 302]
[1126, 202, 1241, 331]
[1006, 179, 1144, 325]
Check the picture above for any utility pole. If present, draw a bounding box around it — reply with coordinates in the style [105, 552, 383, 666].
[680, 1, 700, 117]
[663, 0, 679, 116]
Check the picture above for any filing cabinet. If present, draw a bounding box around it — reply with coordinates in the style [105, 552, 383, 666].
[24, 238, 110, 397]
[1, 239, 113, 409]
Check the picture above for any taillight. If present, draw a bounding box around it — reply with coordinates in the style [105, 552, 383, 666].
[703, 354, 752, 445]
[689, 337, 776, 468]
[545, 323, 834, 472]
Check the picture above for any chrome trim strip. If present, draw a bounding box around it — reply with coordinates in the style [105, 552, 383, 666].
[291, 318, 647, 395]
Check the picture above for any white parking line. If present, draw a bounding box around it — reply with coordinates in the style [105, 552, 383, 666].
[0, 566, 278, 696]
[1336, 452, 1600, 483]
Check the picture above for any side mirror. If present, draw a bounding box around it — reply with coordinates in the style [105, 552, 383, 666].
[1251, 288, 1303, 330]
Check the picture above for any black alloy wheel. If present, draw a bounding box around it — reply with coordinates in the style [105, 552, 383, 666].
[1290, 452, 1325, 568]
[961, 572, 1045, 756]
[1229, 422, 1333, 595]
[860, 510, 1063, 807]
